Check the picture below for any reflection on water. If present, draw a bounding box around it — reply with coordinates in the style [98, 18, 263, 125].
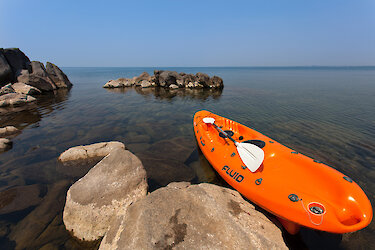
[106, 86, 223, 101]
[0, 67, 374, 249]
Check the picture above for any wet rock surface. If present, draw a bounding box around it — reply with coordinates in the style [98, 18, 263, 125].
[0, 126, 19, 137]
[63, 147, 148, 241]
[99, 182, 288, 249]
[0, 93, 36, 107]
[103, 70, 223, 89]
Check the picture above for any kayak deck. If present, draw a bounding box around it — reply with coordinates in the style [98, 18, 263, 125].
[194, 110, 373, 234]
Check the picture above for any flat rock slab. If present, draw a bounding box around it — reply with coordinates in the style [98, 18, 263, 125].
[100, 182, 287, 250]
[0, 93, 36, 107]
[58, 141, 125, 163]
[12, 82, 42, 95]
[63, 148, 147, 241]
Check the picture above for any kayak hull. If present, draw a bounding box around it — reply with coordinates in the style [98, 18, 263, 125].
[193, 110, 373, 234]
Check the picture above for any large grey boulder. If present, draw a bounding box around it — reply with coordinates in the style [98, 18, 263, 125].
[0, 50, 13, 85]
[45, 62, 72, 89]
[157, 71, 180, 87]
[2, 48, 31, 81]
[12, 82, 42, 95]
[63, 147, 148, 241]
[17, 61, 57, 91]
[0, 93, 36, 107]
[99, 182, 287, 250]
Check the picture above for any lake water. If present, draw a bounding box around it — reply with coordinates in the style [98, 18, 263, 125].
[0, 67, 374, 249]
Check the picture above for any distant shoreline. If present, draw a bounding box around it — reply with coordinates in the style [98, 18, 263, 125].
[61, 66, 375, 69]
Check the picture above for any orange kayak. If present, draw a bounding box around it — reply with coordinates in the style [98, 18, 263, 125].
[193, 110, 373, 234]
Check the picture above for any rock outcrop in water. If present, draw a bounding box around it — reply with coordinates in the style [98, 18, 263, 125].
[0, 48, 73, 153]
[0, 48, 72, 107]
[60, 141, 287, 249]
[103, 70, 223, 89]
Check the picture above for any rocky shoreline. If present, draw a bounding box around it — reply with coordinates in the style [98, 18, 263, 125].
[103, 70, 224, 89]
[57, 141, 287, 249]
[0, 48, 72, 152]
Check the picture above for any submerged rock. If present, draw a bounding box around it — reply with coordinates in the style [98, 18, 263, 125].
[0, 138, 13, 152]
[99, 182, 287, 249]
[63, 147, 147, 241]
[0, 184, 43, 215]
[9, 180, 70, 250]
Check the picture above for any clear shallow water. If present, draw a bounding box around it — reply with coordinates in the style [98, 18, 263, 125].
[0, 67, 374, 249]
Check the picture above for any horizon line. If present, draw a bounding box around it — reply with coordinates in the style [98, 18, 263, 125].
[60, 65, 375, 68]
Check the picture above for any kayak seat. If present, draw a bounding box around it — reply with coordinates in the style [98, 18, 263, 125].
[219, 130, 234, 138]
[243, 140, 266, 148]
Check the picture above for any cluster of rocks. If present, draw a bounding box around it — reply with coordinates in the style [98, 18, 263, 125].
[103, 70, 224, 89]
[58, 141, 287, 249]
[0, 48, 72, 108]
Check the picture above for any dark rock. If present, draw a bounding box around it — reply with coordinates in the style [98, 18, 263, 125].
[0, 50, 13, 85]
[45, 62, 73, 89]
[196, 72, 210, 87]
[2, 48, 31, 81]
[209, 75, 224, 89]
[182, 73, 197, 86]
[158, 71, 180, 87]
[17, 61, 56, 91]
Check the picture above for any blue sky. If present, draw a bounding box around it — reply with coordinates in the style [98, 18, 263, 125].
[1, 0, 374, 66]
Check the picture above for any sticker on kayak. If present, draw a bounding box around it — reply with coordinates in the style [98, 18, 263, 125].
[222, 165, 244, 183]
